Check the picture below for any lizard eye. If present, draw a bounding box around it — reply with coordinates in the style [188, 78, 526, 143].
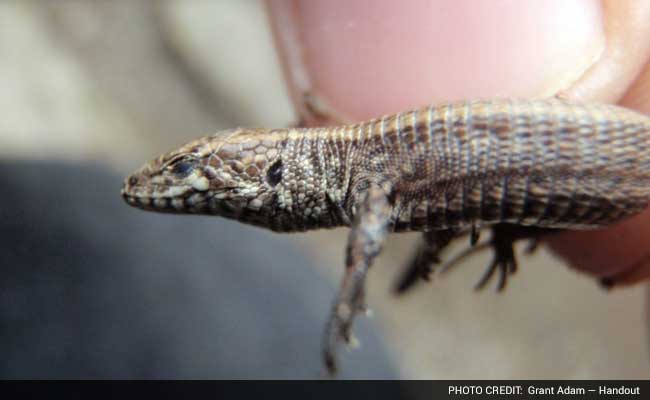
[172, 162, 194, 176]
[169, 159, 196, 177]
[266, 159, 283, 186]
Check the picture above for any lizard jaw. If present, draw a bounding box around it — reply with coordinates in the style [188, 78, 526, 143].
[121, 179, 194, 212]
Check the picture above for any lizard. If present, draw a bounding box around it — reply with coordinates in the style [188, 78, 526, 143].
[121, 98, 650, 374]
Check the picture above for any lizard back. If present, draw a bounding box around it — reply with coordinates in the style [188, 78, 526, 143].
[347, 99, 650, 232]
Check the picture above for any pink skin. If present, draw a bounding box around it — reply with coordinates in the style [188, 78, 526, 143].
[274, 0, 603, 120]
[267, 0, 650, 314]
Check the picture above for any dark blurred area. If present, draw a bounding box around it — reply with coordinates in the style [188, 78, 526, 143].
[0, 0, 648, 379]
[0, 161, 396, 379]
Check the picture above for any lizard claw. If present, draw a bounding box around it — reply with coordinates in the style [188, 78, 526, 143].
[394, 229, 457, 295]
[474, 225, 518, 292]
[470, 222, 481, 246]
[323, 296, 366, 375]
[346, 335, 361, 349]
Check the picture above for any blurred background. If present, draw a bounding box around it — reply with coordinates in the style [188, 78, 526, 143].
[0, 0, 648, 379]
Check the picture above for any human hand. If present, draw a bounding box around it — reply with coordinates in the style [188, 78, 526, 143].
[267, 0, 650, 287]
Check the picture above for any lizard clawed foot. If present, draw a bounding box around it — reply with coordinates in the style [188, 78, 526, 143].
[394, 229, 457, 295]
[394, 246, 439, 294]
[474, 224, 519, 292]
[323, 286, 367, 375]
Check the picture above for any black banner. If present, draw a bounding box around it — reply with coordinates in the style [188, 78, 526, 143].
[2, 380, 648, 400]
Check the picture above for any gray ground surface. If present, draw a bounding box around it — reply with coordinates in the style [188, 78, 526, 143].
[0, 161, 396, 379]
[0, 0, 648, 379]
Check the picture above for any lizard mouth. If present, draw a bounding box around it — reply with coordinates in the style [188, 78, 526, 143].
[121, 177, 194, 212]
[122, 191, 170, 211]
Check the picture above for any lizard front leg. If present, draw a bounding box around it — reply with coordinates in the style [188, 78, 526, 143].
[323, 180, 392, 375]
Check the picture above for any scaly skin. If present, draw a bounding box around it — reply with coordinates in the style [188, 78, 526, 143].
[122, 98, 650, 374]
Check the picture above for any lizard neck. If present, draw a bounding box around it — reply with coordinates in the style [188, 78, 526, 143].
[269, 127, 353, 231]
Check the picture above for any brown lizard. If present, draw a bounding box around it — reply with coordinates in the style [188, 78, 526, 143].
[121, 98, 650, 374]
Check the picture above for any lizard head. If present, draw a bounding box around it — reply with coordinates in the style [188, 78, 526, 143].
[122, 127, 293, 227]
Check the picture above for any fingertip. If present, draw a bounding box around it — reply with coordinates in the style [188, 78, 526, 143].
[545, 209, 650, 282]
[268, 0, 604, 122]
